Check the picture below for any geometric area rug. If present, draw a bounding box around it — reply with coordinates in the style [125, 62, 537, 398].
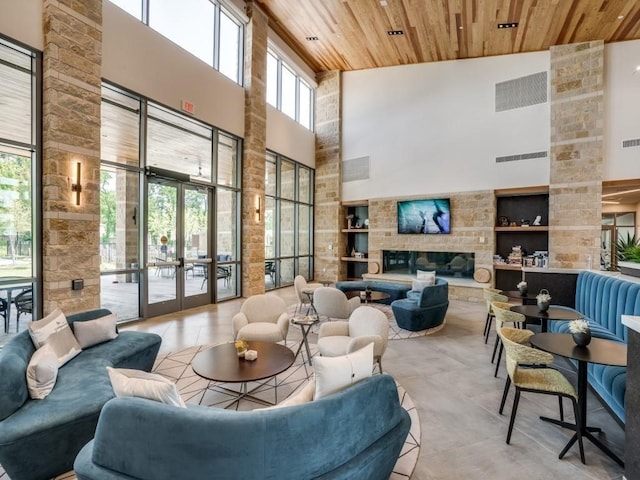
[153, 343, 421, 479]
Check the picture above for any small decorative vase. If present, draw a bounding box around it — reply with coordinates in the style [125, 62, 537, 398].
[572, 331, 592, 347]
[237, 349, 247, 358]
[518, 286, 527, 295]
[537, 300, 549, 312]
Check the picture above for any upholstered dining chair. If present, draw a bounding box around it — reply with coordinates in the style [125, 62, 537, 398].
[15, 288, 33, 330]
[483, 288, 508, 343]
[491, 301, 531, 377]
[312, 287, 361, 321]
[498, 327, 584, 462]
[232, 294, 289, 344]
[317, 306, 389, 373]
[293, 275, 322, 316]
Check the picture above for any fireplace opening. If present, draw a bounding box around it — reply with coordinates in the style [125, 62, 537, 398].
[382, 250, 475, 279]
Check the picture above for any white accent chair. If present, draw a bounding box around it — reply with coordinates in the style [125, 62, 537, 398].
[293, 275, 322, 316]
[232, 294, 289, 343]
[313, 286, 361, 321]
[317, 306, 389, 373]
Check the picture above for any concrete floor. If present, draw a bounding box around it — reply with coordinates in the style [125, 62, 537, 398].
[125, 287, 625, 480]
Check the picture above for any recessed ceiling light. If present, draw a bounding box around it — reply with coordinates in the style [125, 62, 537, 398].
[387, 30, 404, 36]
[618, 15, 625, 19]
[458, 26, 464, 30]
[305, 36, 319, 41]
[602, 200, 621, 205]
[497, 22, 518, 29]
[602, 188, 640, 198]
[380, 0, 388, 6]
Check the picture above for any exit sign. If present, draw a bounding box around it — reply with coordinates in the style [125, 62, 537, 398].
[181, 100, 195, 114]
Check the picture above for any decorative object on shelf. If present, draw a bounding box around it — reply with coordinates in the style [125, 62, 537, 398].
[351, 247, 356, 257]
[517, 281, 527, 295]
[532, 215, 542, 226]
[355, 222, 361, 228]
[520, 219, 530, 227]
[363, 219, 369, 228]
[346, 214, 354, 229]
[569, 319, 591, 347]
[354, 252, 365, 259]
[509, 221, 518, 227]
[498, 216, 509, 227]
[234, 339, 249, 357]
[536, 289, 551, 312]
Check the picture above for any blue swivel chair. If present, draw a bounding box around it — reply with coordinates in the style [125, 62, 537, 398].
[391, 278, 449, 331]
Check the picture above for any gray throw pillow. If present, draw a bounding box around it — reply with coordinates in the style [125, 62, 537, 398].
[73, 313, 118, 349]
[26, 344, 59, 399]
[28, 308, 82, 367]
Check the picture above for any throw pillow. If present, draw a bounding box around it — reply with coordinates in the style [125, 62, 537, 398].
[416, 270, 436, 285]
[314, 343, 373, 400]
[26, 344, 59, 399]
[412, 279, 433, 292]
[28, 308, 82, 367]
[106, 367, 186, 408]
[73, 313, 118, 349]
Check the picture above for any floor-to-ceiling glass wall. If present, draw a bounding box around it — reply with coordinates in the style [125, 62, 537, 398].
[264, 151, 314, 290]
[100, 84, 242, 320]
[0, 38, 40, 338]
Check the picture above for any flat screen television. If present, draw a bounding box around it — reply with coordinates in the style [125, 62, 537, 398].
[397, 198, 451, 234]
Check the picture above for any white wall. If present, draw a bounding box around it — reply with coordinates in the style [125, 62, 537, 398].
[604, 39, 640, 181]
[342, 51, 551, 202]
[0, 0, 43, 50]
[266, 106, 315, 167]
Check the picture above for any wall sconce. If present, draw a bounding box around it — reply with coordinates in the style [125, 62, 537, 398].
[254, 194, 261, 222]
[71, 161, 82, 206]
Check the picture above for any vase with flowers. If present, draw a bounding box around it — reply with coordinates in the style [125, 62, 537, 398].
[517, 281, 528, 295]
[536, 289, 551, 312]
[234, 338, 249, 357]
[569, 319, 591, 347]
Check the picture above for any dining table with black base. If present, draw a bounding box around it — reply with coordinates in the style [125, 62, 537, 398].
[529, 332, 627, 467]
[510, 305, 582, 333]
[501, 290, 539, 306]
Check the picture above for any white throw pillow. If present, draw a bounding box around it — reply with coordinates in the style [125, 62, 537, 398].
[412, 279, 433, 292]
[73, 313, 118, 349]
[314, 343, 373, 400]
[106, 367, 186, 408]
[416, 270, 436, 285]
[28, 308, 82, 367]
[26, 344, 59, 399]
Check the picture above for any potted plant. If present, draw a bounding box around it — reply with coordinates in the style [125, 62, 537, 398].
[616, 233, 640, 278]
[568, 319, 591, 347]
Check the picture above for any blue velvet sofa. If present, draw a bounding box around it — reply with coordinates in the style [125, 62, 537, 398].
[391, 278, 449, 331]
[336, 280, 411, 305]
[0, 309, 162, 480]
[74, 374, 410, 480]
[548, 271, 640, 423]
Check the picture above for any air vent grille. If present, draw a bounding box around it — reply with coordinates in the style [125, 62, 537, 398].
[622, 138, 640, 149]
[496, 151, 548, 163]
[495, 71, 548, 112]
[343, 156, 370, 182]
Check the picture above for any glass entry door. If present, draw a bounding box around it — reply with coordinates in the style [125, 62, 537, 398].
[146, 178, 213, 317]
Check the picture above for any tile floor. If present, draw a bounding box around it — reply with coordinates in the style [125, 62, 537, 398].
[1, 287, 626, 479]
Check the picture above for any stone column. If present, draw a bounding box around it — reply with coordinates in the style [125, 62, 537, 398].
[314, 71, 343, 281]
[549, 41, 603, 269]
[115, 169, 138, 283]
[42, 0, 102, 314]
[242, 1, 267, 296]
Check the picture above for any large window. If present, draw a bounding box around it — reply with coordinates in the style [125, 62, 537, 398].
[264, 152, 314, 290]
[108, 0, 244, 84]
[266, 50, 315, 131]
[100, 84, 242, 320]
[0, 39, 40, 335]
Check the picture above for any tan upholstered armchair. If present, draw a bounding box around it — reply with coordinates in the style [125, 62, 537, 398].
[293, 275, 322, 316]
[313, 287, 361, 320]
[317, 306, 388, 373]
[232, 294, 289, 343]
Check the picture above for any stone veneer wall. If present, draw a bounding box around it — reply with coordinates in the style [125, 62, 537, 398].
[42, 0, 102, 314]
[314, 71, 342, 283]
[367, 191, 495, 301]
[241, 1, 267, 296]
[548, 41, 603, 269]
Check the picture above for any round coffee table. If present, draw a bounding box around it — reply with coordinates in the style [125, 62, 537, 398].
[345, 290, 391, 304]
[192, 341, 294, 409]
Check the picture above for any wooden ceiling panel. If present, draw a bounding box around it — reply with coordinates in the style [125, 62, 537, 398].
[255, 0, 640, 73]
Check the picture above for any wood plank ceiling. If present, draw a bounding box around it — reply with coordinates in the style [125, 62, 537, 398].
[255, 0, 640, 73]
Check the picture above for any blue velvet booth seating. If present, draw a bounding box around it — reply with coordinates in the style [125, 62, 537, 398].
[391, 278, 449, 331]
[547, 271, 640, 424]
[335, 281, 412, 305]
[0, 309, 162, 480]
[74, 374, 410, 480]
